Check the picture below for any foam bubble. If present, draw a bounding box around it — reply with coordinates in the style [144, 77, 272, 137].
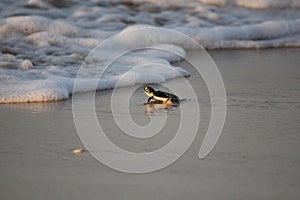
[19, 60, 34, 70]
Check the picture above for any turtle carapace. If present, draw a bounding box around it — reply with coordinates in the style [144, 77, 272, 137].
[143, 86, 180, 104]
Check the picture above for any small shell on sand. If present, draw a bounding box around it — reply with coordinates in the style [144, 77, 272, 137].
[71, 148, 86, 155]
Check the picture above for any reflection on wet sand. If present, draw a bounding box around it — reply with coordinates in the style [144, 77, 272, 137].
[145, 103, 179, 116]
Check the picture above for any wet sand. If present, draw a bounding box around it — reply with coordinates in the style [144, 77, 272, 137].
[1, 49, 300, 200]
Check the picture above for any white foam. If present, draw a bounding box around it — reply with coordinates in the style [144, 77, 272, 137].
[0, 42, 189, 103]
[0, 79, 70, 103]
[178, 18, 300, 49]
[198, 0, 300, 9]
[1, 16, 80, 36]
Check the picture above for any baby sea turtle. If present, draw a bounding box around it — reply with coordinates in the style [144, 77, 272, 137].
[143, 86, 180, 104]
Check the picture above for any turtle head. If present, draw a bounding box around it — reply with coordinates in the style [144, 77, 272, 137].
[144, 86, 155, 97]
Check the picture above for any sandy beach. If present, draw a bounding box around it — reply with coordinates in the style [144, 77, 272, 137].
[1, 49, 300, 200]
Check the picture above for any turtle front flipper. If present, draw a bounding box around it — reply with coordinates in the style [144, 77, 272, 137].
[147, 96, 154, 103]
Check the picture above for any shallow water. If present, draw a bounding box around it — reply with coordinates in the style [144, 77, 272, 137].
[1, 49, 300, 199]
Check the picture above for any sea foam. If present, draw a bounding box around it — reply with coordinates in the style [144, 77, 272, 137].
[198, 0, 300, 9]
